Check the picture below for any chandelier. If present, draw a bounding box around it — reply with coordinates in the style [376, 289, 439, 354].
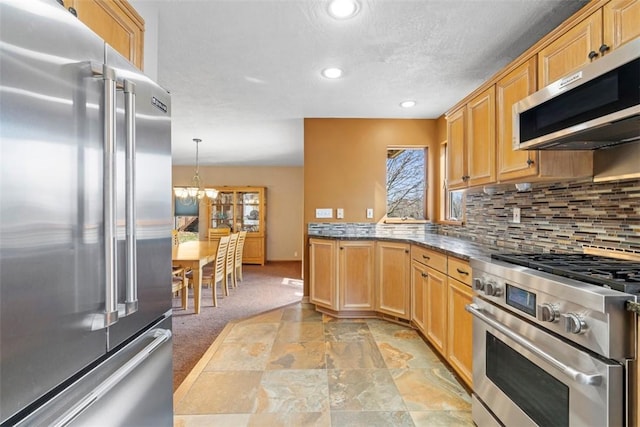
[174, 138, 218, 206]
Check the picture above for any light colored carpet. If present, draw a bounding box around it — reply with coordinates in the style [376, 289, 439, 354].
[171, 261, 303, 390]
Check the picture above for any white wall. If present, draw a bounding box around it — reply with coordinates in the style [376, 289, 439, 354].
[129, 0, 159, 81]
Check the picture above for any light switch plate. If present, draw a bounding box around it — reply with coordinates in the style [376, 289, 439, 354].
[513, 207, 521, 223]
[336, 208, 344, 219]
[366, 208, 374, 219]
[316, 208, 333, 219]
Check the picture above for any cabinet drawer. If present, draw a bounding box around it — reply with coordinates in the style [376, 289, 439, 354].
[448, 257, 471, 286]
[411, 245, 447, 273]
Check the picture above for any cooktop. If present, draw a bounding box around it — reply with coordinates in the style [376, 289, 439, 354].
[491, 252, 640, 294]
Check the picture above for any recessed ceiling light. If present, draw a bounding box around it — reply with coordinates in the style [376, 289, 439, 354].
[327, 0, 359, 19]
[321, 67, 343, 79]
[400, 100, 416, 108]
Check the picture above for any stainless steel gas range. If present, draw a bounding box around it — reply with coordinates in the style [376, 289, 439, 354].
[467, 252, 639, 427]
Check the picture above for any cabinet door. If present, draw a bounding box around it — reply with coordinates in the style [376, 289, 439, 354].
[65, 0, 144, 70]
[446, 106, 467, 189]
[426, 267, 448, 355]
[603, 0, 640, 51]
[237, 190, 262, 234]
[466, 86, 496, 187]
[376, 241, 410, 319]
[411, 260, 428, 333]
[497, 57, 538, 181]
[447, 277, 473, 388]
[309, 239, 337, 310]
[243, 236, 264, 265]
[209, 191, 234, 230]
[339, 241, 375, 311]
[538, 9, 603, 87]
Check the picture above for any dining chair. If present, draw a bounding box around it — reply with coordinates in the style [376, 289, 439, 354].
[225, 233, 239, 290]
[208, 227, 230, 240]
[234, 231, 247, 284]
[171, 266, 189, 310]
[202, 235, 230, 307]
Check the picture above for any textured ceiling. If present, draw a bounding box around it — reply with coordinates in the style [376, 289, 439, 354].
[138, 0, 588, 166]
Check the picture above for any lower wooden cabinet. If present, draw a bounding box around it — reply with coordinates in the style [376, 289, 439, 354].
[309, 238, 473, 389]
[426, 267, 448, 355]
[339, 241, 375, 311]
[309, 238, 337, 310]
[243, 236, 265, 265]
[447, 276, 474, 388]
[411, 260, 428, 332]
[376, 241, 411, 320]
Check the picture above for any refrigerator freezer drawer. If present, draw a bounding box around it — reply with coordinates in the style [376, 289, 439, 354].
[15, 316, 173, 427]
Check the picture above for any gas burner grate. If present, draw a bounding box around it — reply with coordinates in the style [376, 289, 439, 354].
[492, 253, 640, 294]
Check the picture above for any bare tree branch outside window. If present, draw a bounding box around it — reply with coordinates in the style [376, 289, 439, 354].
[386, 148, 426, 218]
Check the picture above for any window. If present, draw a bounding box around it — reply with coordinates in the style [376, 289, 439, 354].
[386, 147, 427, 220]
[440, 142, 465, 223]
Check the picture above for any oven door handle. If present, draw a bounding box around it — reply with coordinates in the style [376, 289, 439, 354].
[466, 303, 602, 386]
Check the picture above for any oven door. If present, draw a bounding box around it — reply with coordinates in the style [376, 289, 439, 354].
[467, 298, 624, 427]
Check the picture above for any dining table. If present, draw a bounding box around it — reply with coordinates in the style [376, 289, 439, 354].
[171, 240, 219, 314]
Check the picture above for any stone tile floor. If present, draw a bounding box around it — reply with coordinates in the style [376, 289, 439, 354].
[174, 303, 473, 426]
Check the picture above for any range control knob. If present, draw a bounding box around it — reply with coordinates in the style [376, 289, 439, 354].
[561, 313, 587, 334]
[473, 278, 485, 292]
[484, 281, 503, 297]
[537, 303, 559, 322]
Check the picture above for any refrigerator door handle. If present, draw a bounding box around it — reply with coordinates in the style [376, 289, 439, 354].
[50, 328, 172, 427]
[102, 64, 119, 328]
[122, 79, 138, 316]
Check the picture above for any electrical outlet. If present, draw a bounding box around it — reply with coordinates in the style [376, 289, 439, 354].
[336, 208, 344, 219]
[315, 208, 333, 219]
[366, 208, 374, 219]
[513, 207, 521, 224]
[294, 251, 298, 257]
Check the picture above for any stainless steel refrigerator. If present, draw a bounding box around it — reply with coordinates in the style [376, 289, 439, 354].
[0, 0, 173, 425]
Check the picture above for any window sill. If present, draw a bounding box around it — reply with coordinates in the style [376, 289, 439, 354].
[439, 219, 464, 226]
[383, 218, 430, 224]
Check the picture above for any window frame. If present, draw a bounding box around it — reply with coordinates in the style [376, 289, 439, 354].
[384, 146, 429, 223]
[440, 141, 465, 225]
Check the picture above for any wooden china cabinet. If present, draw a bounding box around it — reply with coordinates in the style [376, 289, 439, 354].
[207, 186, 266, 265]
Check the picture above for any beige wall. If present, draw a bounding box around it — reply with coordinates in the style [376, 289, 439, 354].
[303, 118, 440, 288]
[172, 166, 303, 261]
[304, 118, 439, 224]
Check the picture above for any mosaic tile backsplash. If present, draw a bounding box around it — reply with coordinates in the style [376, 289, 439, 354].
[440, 178, 640, 255]
[309, 179, 640, 256]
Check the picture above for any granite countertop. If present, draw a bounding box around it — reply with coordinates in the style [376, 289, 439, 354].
[308, 232, 497, 261]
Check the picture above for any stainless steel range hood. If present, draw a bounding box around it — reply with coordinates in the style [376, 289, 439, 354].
[593, 142, 640, 182]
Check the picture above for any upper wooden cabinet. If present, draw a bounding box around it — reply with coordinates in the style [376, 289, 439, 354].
[446, 87, 496, 190]
[446, 107, 467, 189]
[603, 0, 640, 50]
[64, 0, 144, 70]
[466, 87, 496, 187]
[539, 0, 640, 87]
[538, 9, 603, 87]
[496, 57, 593, 182]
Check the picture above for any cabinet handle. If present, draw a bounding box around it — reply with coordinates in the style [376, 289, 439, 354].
[421, 272, 428, 278]
[599, 44, 610, 55]
[422, 255, 430, 260]
[588, 50, 599, 61]
[405, 249, 409, 254]
[340, 247, 344, 250]
[456, 268, 469, 275]
[526, 158, 534, 166]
